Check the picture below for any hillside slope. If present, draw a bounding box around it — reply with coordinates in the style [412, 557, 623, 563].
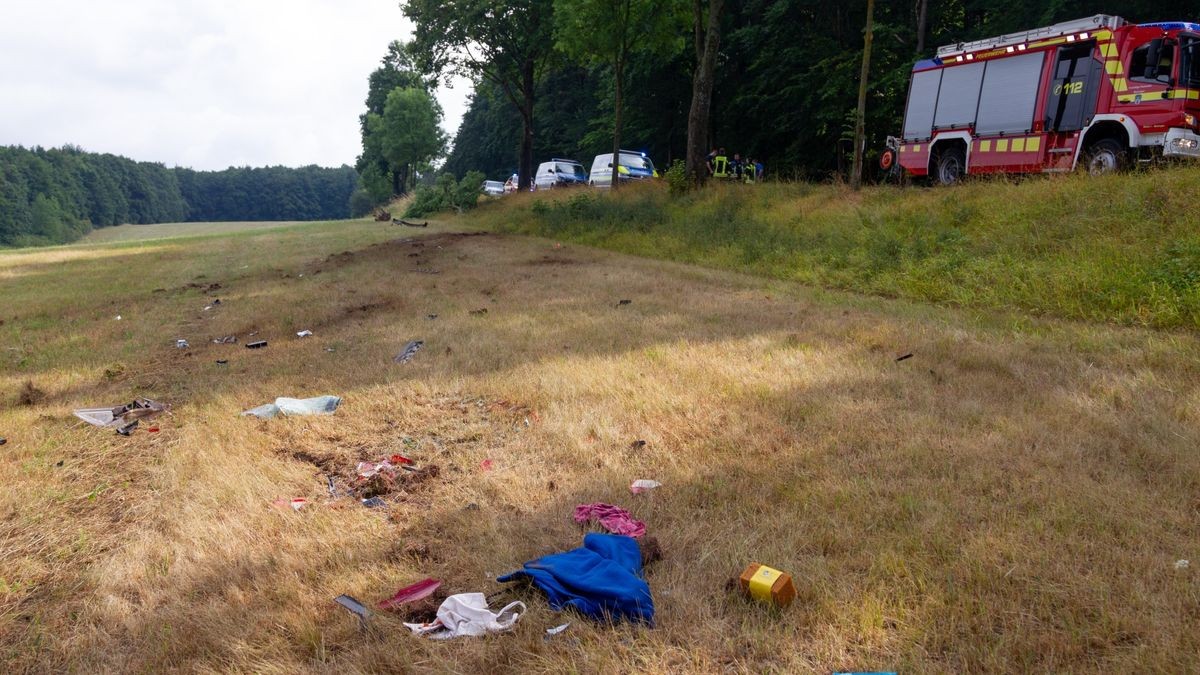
[470, 168, 1200, 330]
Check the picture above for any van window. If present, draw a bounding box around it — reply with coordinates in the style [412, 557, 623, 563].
[1130, 41, 1175, 83]
[619, 153, 654, 172]
[557, 162, 585, 178]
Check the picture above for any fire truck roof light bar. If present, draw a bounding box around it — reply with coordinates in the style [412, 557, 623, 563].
[936, 14, 1126, 58]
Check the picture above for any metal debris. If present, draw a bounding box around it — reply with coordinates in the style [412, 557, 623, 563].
[394, 340, 424, 364]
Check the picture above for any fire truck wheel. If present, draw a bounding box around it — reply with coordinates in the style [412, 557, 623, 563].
[933, 145, 966, 186]
[879, 148, 896, 172]
[1083, 138, 1128, 176]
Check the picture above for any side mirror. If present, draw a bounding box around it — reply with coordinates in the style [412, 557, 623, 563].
[1145, 38, 1164, 79]
[607, 163, 613, 168]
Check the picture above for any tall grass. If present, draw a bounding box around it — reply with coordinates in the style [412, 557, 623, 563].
[474, 168, 1200, 329]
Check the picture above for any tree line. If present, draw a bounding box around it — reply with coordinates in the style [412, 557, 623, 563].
[0, 145, 358, 247]
[365, 0, 1195, 191]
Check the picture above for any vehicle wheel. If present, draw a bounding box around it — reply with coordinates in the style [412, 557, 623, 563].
[1083, 138, 1128, 176]
[933, 145, 966, 186]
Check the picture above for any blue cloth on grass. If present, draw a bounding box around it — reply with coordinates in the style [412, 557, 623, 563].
[497, 533, 654, 625]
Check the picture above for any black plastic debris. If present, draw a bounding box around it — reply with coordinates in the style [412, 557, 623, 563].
[896, 353, 914, 362]
[55, 460, 63, 467]
[616, 299, 632, 307]
[246, 340, 268, 349]
[216, 359, 228, 365]
[630, 439, 647, 449]
[116, 420, 139, 436]
[0, 437, 6, 446]
[393, 219, 428, 227]
[426, 314, 438, 320]
[469, 308, 488, 316]
[334, 594, 370, 627]
[362, 496, 386, 508]
[395, 340, 424, 364]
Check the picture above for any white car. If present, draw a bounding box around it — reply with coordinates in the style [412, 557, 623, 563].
[534, 159, 588, 190]
[481, 180, 505, 196]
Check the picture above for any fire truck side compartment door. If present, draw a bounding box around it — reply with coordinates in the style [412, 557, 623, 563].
[933, 62, 985, 130]
[1045, 43, 1102, 133]
[903, 70, 942, 141]
[975, 52, 1046, 135]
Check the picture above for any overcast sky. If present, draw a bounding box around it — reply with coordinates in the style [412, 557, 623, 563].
[0, 0, 471, 170]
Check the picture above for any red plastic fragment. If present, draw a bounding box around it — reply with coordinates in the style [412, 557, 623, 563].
[378, 578, 442, 611]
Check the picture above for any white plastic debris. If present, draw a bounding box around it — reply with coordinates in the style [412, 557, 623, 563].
[175, 339, 190, 349]
[630, 479, 662, 494]
[242, 395, 342, 419]
[114, 315, 122, 321]
[545, 622, 570, 636]
[1176, 559, 1190, 570]
[296, 330, 313, 337]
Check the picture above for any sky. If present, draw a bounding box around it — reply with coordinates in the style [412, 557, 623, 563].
[0, 0, 472, 170]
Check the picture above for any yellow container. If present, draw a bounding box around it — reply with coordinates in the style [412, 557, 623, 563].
[738, 563, 796, 608]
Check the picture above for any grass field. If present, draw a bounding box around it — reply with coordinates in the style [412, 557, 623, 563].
[80, 220, 316, 244]
[476, 167, 1200, 330]
[2, 202, 1199, 672]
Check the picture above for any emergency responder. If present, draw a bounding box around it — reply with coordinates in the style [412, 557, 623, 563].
[713, 148, 729, 179]
[706, 148, 718, 176]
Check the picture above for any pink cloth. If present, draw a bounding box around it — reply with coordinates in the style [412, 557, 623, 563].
[573, 503, 646, 538]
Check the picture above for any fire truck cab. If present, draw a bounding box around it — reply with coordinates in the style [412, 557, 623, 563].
[896, 15, 1200, 184]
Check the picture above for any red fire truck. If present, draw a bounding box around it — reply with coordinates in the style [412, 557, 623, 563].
[886, 14, 1200, 184]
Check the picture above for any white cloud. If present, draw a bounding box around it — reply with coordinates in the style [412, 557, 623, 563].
[0, 0, 471, 170]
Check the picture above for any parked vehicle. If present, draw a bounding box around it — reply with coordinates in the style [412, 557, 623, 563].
[889, 14, 1200, 185]
[482, 180, 505, 196]
[504, 173, 519, 193]
[534, 159, 588, 189]
[588, 151, 658, 187]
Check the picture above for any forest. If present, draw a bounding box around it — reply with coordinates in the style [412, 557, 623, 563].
[0, 145, 357, 247]
[416, 0, 1197, 182]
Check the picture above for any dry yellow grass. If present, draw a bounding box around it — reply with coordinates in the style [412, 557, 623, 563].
[1, 216, 1199, 672]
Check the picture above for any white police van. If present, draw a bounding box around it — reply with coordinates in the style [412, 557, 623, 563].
[588, 150, 657, 188]
[534, 159, 588, 190]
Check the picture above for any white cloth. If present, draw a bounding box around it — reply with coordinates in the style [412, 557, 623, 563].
[241, 395, 341, 419]
[404, 593, 524, 640]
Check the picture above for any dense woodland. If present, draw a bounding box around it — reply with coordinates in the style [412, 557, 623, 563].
[426, 0, 1196, 182]
[0, 145, 357, 247]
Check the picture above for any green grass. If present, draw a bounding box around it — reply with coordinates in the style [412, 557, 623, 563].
[471, 168, 1200, 330]
[80, 220, 327, 244]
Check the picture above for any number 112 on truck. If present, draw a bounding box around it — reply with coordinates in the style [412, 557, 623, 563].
[885, 14, 1200, 185]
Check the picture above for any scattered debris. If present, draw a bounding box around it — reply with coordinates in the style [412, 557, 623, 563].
[334, 594, 371, 627]
[272, 497, 308, 511]
[175, 339, 190, 349]
[356, 454, 414, 480]
[545, 622, 571, 636]
[213, 335, 237, 344]
[426, 314, 438, 320]
[498, 533, 654, 625]
[630, 479, 661, 494]
[379, 578, 442, 611]
[203, 305, 213, 311]
[737, 563, 796, 609]
[394, 219, 429, 227]
[480, 459, 495, 472]
[374, 209, 392, 221]
[469, 308, 488, 316]
[241, 395, 342, 419]
[1177, 559, 1190, 570]
[216, 359, 228, 365]
[74, 398, 170, 430]
[115, 315, 122, 321]
[616, 299, 632, 307]
[395, 340, 424, 364]
[147, 426, 159, 433]
[361, 496, 386, 508]
[116, 420, 138, 436]
[413, 268, 440, 274]
[18, 381, 46, 406]
[246, 340, 268, 349]
[896, 353, 914, 362]
[0, 437, 6, 446]
[574, 503, 646, 538]
[296, 330, 313, 338]
[629, 439, 647, 449]
[404, 593, 525, 639]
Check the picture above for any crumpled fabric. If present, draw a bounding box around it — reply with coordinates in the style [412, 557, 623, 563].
[403, 592, 524, 639]
[573, 502, 646, 538]
[241, 395, 341, 419]
[497, 533, 654, 625]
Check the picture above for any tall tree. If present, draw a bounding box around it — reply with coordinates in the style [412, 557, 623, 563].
[554, 0, 685, 190]
[850, 0, 875, 190]
[403, 0, 555, 191]
[686, 0, 724, 186]
[365, 87, 447, 196]
[356, 41, 428, 203]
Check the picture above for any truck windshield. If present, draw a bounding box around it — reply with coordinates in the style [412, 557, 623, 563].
[1184, 36, 1200, 88]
